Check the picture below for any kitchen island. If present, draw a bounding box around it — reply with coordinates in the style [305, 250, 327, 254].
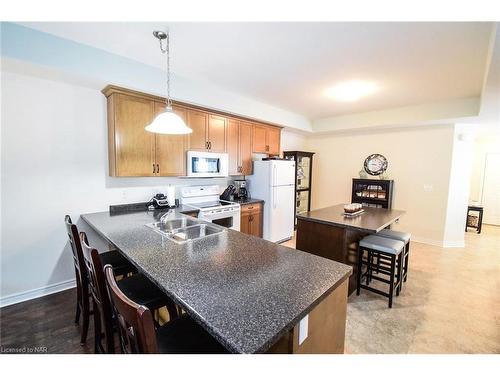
[80, 207, 352, 354]
[296, 204, 405, 295]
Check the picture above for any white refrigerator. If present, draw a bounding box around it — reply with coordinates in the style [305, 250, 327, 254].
[247, 160, 296, 243]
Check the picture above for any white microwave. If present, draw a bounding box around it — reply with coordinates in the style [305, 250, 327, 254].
[187, 151, 229, 178]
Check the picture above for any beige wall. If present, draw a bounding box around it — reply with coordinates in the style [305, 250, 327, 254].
[280, 129, 308, 153]
[469, 133, 500, 204]
[304, 125, 456, 245]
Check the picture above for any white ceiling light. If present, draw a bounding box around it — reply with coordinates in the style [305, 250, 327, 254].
[145, 31, 192, 135]
[325, 80, 379, 102]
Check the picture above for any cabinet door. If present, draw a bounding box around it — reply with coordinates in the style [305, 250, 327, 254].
[113, 94, 155, 176]
[267, 126, 281, 155]
[208, 114, 226, 152]
[253, 124, 268, 153]
[187, 110, 208, 150]
[227, 119, 240, 175]
[240, 212, 251, 235]
[154, 102, 188, 176]
[250, 212, 263, 238]
[239, 121, 253, 175]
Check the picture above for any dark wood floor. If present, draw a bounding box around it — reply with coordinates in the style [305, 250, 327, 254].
[0, 288, 94, 354]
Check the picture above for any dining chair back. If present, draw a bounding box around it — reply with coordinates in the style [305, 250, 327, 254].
[64, 215, 90, 345]
[80, 232, 116, 353]
[104, 265, 158, 354]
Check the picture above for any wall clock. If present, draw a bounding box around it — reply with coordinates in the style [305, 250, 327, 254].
[364, 154, 388, 176]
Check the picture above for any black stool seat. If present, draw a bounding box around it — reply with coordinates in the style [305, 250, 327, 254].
[99, 250, 136, 276]
[156, 315, 228, 354]
[117, 273, 172, 310]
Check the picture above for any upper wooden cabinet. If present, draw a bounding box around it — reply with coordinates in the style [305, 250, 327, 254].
[208, 115, 227, 152]
[154, 102, 188, 176]
[227, 119, 240, 175]
[252, 124, 281, 155]
[107, 93, 156, 176]
[187, 110, 208, 150]
[239, 121, 253, 175]
[187, 111, 226, 152]
[267, 126, 281, 155]
[103, 85, 283, 177]
[104, 87, 188, 177]
[227, 119, 253, 176]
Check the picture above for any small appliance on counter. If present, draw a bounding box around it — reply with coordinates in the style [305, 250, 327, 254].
[149, 193, 170, 210]
[233, 179, 249, 200]
[220, 185, 236, 201]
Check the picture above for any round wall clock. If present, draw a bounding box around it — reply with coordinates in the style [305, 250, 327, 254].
[364, 154, 388, 176]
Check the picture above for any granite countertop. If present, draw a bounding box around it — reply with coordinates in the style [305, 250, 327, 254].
[298, 204, 405, 233]
[231, 198, 264, 206]
[81, 209, 351, 353]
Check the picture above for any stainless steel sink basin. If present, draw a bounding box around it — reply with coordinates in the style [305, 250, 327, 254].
[167, 223, 225, 244]
[146, 217, 225, 244]
[145, 217, 199, 233]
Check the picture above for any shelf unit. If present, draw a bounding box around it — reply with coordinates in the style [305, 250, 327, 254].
[351, 178, 394, 209]
[283, 151, 315, 228]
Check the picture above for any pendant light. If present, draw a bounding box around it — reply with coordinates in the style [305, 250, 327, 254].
[145, 31, 192, 134]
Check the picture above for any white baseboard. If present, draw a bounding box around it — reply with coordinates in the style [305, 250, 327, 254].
[0, 279, 76, 308]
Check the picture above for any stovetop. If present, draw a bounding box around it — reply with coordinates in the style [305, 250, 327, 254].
[185, 200, 240, 211]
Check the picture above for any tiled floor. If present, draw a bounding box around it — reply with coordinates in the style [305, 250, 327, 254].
[282, 225, 500, 353]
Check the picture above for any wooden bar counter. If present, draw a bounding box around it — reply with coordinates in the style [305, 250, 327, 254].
[296, 204, 405, 295]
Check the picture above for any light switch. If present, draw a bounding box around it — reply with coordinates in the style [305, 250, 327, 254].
[298, 314, 309, 345]
[423, 184, 434, 192]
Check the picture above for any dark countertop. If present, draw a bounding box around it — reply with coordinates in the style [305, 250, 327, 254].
[81, 209, 351, 354]
[297, 204, 405, 233]
[231, 198, 264, 206]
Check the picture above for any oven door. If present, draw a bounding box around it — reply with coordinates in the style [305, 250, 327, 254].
[201, 209, 240, 231]
[187, 151, 228, 177]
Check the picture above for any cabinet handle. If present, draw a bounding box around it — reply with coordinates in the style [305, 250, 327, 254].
[205, 141, 209, 149]
[153, 163, 156, 174]
[209, 141, 212, 150]
[157, 164, 160, 174]
[249, 215, 253, 222]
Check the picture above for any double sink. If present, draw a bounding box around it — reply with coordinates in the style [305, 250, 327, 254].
[146, 217, 225, 244]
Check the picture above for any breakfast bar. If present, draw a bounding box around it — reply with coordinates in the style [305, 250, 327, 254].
[296, 204, 405, 295]
[80, 208, 352, 353]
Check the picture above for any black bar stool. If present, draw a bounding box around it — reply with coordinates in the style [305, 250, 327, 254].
[377, 229, 411, 285]
[357, 235, 405, 308]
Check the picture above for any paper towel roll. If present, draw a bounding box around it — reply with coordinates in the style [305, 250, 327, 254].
[166, 185, 176, 207]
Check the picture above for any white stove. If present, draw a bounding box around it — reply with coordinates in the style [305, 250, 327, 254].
[181, 186, 240, 231]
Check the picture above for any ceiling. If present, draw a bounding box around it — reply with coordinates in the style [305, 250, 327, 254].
[19, 22, 494, 120]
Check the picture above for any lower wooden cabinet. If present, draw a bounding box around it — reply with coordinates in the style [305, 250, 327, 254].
[240, 203, 263, 237]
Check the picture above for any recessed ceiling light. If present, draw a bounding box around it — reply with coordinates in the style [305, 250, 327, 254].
[324, 80, 379, 102]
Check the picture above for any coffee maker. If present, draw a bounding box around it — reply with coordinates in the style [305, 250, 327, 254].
[233, 179, 249, 200]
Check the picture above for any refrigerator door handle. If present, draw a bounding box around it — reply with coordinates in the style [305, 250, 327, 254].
[273, 164, 277, 187]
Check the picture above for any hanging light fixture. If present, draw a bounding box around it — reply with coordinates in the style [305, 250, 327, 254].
[145, 31, 192, 134]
